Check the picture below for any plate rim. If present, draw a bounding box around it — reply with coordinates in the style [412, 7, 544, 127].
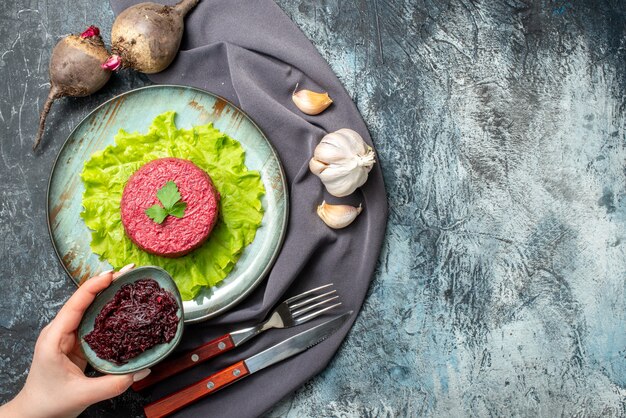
[46, 84, 290, 323]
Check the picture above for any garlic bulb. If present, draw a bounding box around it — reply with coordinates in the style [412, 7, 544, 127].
[292, 85, 333, 115]
[317, 201, 362, 229]
[309, 129, 376, 197]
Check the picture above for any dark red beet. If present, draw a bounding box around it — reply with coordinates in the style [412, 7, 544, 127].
[80, 25, 100, 38]
[105, 0, 200, 74]
[34, 26, 112, 151]
[83, 279, 179, 365]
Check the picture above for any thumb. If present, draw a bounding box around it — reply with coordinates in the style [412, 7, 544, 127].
[79, 369, 151, 405]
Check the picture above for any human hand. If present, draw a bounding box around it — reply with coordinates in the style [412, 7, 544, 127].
[0, 265, 150, 418]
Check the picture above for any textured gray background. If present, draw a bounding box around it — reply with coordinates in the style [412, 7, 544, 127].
[1, 0, 625, 417]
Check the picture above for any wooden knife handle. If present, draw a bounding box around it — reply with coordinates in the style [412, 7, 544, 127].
[132, 334, 235, 392]
[143, 360, 249, 418]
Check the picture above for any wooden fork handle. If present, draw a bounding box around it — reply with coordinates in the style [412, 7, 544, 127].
[143, 360, 249, 418]
[132, 334, 235, 391]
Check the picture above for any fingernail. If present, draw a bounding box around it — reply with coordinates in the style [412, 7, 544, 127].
[119, 263, 135, 274]
[99, 269, 114, 276]
[133, 369, 151, 382]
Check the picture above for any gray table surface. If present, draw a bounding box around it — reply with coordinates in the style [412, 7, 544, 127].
[1, 1, 625, 417]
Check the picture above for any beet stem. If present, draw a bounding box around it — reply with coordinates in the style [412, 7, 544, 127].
[33, 88, 60, 152]
[173, 0, 200, 16]
[102, 55, 122, 71]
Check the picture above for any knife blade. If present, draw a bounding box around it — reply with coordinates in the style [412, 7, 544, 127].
[143, 311, 352, 418]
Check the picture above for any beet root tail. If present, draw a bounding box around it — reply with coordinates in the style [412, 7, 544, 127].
[33, 88, 60, 152]
[173, 0, 200, 16]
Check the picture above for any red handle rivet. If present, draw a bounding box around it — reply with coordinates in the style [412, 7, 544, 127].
[207, 381, 215, 390]
[218, 342, 226, 350]
[233, 369, 241, 377]
[191, 354, 199, 362]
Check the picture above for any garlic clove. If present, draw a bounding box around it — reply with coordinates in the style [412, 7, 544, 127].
[292, 87, 333, 115]
[328, 129, 369, 155]
[317, 163, 368, 197]
[309, 158, 328, 176]
[317, 200, 362, 229]
[314, 138, 350, 163]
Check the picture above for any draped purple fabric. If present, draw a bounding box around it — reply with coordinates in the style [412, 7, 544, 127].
[109, 1, 388, 416]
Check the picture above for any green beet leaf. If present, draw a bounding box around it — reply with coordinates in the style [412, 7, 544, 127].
[168, 201, 187, 218]
[157, 181, 182, 210]
[145, 204, 169, 224]
[147, 181, 186, 224]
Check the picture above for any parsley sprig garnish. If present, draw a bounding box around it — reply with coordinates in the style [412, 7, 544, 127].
[145, 181, 187, 224]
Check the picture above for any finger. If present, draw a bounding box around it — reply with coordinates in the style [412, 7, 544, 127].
[68, 349, 88, 372]
[113, 263, 135, 280]
[79, 374, 133, 404]
[50, 273, 114, 337]
[40, 321, 53, 337]
[33, 322, 55, 357]
[79, 370, 151, 404]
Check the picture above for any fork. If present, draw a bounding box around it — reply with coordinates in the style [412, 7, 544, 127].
[132, 283, 341, 391]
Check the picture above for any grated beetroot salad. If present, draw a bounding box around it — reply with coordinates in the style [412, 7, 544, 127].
[84, 279, 179, 364]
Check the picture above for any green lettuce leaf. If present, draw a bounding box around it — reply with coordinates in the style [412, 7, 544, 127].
[80, 112, 265, 300]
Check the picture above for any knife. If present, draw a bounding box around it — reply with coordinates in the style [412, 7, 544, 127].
[143, 311, 352, 418]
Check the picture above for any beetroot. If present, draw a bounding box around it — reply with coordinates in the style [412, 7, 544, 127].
[104, 0, 200, 74]
[83, 278, 179, 364]
[34, 26, 112, 151]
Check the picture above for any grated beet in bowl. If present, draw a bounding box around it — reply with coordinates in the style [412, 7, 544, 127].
[83, 278, 179, 364]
